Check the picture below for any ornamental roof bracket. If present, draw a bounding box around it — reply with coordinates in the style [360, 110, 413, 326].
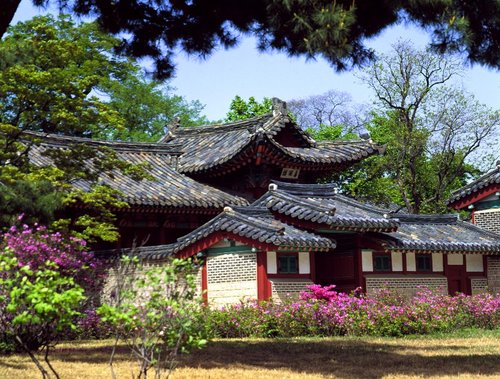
[159, 117, 181, 142]
[272, 97, 287, 117]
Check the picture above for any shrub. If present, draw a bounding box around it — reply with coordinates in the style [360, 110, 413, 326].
[207, 285, 500, 338]
[98, 256, 208, 379]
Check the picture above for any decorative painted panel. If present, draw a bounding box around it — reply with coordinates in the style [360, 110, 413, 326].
[267, 251, 277, 274]
[406, 253, 416, 271]
[362, 250, 373, 272]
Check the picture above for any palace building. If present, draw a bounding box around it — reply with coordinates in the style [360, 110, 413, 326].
[29, 99, 500, 304]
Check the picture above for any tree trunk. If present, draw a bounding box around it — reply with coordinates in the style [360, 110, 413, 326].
[0, 0, 21, 39]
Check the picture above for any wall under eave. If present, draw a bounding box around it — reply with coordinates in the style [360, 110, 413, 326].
[474, 209, 500, 234]
[206, 249, 257, 306]
[487, 256, 500, 294]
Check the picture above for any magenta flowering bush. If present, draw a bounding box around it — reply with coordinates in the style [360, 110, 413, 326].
[206, 285, 500, 338]
[1, 223, 103, 294]
[0, 223, 108, 344]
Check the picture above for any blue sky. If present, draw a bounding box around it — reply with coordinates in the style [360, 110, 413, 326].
[12, 1, 500, 121]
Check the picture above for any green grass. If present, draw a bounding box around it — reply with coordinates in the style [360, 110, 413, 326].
[1, 329, 499, 379]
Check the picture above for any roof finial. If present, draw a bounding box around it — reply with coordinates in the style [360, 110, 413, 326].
[358, 128, 371, 141]
[167, 117, 181, 134]
[272, 98, 287, 116]
[269, 183, 278, 191]
[160, 117, 181, 143]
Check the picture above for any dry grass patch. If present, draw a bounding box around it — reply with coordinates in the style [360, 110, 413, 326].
[1, 330, 499, 378]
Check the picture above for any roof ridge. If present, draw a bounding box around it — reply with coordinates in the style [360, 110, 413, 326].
[270, 190, 336, 214]
[270, 180, 337, 197]
[389, 213, 459, 224]
[166, 114, 273, 136]
[25, 131, 184, 154]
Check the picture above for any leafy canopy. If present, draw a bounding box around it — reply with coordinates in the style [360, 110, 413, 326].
[340, 42, 499, 213]
[2, 1, 499, 79]
[225, 96, 272, 122]
[0, 15, 207, 241]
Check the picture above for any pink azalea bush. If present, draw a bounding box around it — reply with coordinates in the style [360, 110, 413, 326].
[207, 285, 500, 338]
[1, 223, 103, 294]
[1, 223, 107, 343]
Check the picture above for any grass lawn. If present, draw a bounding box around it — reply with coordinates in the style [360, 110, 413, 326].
[1, 329, 499, 378]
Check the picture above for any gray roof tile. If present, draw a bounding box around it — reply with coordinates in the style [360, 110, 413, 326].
[161, 113, 384, 174]
[448, 165, 500, 206]
[27, 132, 248, 210]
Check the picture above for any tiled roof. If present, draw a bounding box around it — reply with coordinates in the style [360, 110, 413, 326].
[447, 165, 500, 206]
[161, 112, 384, 175]
[257, 187, 398, 232]
[139, 205, 335, 260]
[384, 214, 500, 254]
[27, 133, 248, 210]
[261, 181, 500, 254]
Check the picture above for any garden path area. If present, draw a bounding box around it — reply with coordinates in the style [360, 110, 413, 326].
[1, 330, 499, 379]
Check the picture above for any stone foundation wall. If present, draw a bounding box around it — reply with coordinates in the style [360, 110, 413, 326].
[270, 278, 313, 303]
[206, 253, 257, 306]
[470, 277, 488, 295]
[487, 256, 500, 294]
[474, 209, 500, 234]
[365, 276, 448, 298]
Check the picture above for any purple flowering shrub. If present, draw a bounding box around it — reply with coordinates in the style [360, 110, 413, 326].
[207, 285, 500, 338]
[0, 224, 108, 343]
[1, 224, 102, 293]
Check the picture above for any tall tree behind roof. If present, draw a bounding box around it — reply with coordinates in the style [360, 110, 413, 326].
[0, 14, 207, 141]
[225, 96, 272, 122]
[352, 41, 500, 214]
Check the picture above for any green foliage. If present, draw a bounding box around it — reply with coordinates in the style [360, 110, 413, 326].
[306, 124, 359, 141]
[0, 15, 208, 241]
[3, 1, 497, 79]
[105, 78, 208, 142]
[98, 256, 207, 379]
[0, 248, 86, 377]
[225, 96, 273, 122]
[346, 42, 499, 213]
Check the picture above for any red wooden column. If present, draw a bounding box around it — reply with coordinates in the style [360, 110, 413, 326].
[201, 261, 208, 304]
[256, 251, 272, 301]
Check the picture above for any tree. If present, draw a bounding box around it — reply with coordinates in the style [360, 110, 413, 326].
[99, 256, 207, 379]
[106, 78, 208, 142]
[2, 1, 499, 79]
[349, 42, 500, 213]
[0, 15, 206, 240]
[288, 90, 370, 133]
[225, 96, 272, 122]
[0, 225, 99, 378]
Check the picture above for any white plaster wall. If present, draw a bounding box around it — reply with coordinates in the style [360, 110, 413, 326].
[406, 253, 416, 271]
[267, 251, 277, 274]
[299, 252, 310, 274]
[391, 252, 403, 271]
[466, 255, 484, 272]
[448, 254, 464, 265]
[362, 250, 373, 272]
[432, 253, 443, 272]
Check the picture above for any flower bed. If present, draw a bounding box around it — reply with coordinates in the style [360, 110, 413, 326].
[207, 285, 500, 338]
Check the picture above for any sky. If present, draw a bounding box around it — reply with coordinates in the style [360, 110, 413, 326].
[11, 1, 500, 121]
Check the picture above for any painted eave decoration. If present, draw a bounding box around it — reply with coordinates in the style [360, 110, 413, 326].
[139, 205, 335, 260]
[447, 164, 500, 209]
